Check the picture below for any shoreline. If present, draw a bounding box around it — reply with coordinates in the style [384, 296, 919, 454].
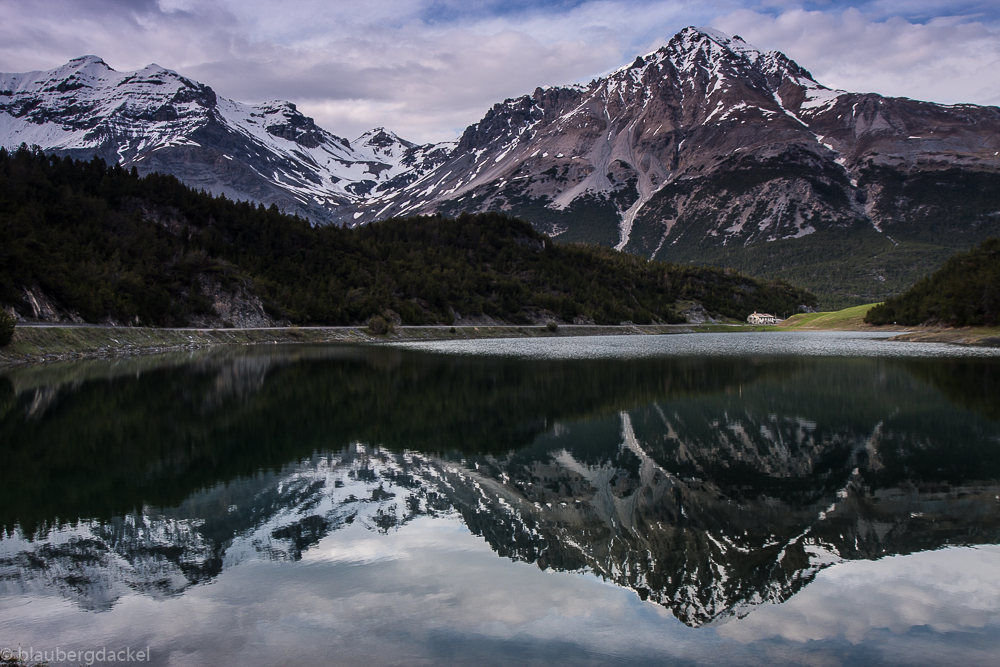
[886, 328, 1000, 347]
[2, 321, 998, 367]
[0, 323, 711, 366]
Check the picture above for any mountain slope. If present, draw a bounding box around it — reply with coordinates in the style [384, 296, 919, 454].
[360, 27, 1000, 245]
[0, 146, 816, 326]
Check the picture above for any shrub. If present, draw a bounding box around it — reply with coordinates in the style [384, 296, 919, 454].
[0, 310, 14, 347]
[368, 315, 390, 335]
[545, 321, 558, 332]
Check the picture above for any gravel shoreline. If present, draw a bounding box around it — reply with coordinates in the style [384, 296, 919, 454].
[0, 323, 718, 366]
[4, 321, 995, 367]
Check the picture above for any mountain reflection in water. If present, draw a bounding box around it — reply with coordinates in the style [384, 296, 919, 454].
[1, 342, 999, 633]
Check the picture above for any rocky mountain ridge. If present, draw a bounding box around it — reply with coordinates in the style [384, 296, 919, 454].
[5, 28, 998, 238]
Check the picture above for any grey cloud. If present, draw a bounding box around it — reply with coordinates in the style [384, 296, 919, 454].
[1, 0, 999, 143]
[181, 7, 641, 141]
[1, 0, 664, 141]
[0, 0, 240, 72]
[714, 6, 1000, 106]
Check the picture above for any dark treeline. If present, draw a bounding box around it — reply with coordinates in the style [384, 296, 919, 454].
[0, 145, 816, 326]
[865, 238, 1000, 326]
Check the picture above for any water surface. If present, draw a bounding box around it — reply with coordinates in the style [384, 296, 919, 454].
[1, 333, 999, 666]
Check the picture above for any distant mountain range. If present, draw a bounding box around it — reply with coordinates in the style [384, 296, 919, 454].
[3, 27, 1000, 306]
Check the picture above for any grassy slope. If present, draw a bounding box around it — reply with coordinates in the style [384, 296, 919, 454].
[654, 227, 963, 311]
[779, 304, 880, 330]
[779, 303, 1000, 346]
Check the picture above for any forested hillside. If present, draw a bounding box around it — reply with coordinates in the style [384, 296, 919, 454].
[0, 146, 816, 327]
[865, 238, 1000, 326]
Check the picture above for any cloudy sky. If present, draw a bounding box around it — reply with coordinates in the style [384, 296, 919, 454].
[1, 0, 998, 143]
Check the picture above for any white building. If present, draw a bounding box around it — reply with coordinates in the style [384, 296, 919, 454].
[747, 312, 781, 325]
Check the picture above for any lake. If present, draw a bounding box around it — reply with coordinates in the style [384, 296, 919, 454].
[1, 332, 999, 666]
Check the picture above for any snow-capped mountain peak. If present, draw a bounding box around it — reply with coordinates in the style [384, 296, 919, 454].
[353, 127, 417, 167]
[356, 127, 413, 151]
[0, 57, 451, 223]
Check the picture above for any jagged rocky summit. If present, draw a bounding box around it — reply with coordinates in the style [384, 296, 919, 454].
[3, 28, 1000, 304]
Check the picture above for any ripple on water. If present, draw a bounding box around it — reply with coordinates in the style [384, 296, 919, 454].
[395, 331, 1000, 360]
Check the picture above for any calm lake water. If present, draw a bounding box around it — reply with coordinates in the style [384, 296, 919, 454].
[1, 332, 999, 666]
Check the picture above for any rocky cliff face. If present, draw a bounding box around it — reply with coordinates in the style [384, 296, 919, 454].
[12, 278, 282, 328]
